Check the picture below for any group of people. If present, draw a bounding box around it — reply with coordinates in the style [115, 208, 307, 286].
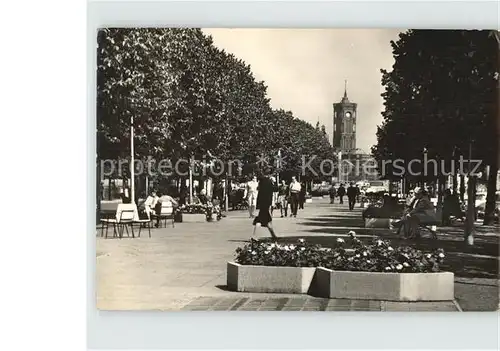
[141, 190, 179, 227]
[245, 175, 306, 219]
[329, 183, 361, 210]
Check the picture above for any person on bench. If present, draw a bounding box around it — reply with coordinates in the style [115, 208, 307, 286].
[442, 189, 463, 225]
[402, 189, 437, 238]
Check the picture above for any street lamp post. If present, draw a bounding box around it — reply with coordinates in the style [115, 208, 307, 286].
[421, 148, 428, 188]
[130, 115, 135, 204]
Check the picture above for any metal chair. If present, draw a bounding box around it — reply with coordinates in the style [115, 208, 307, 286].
[100, 204, 137, 238]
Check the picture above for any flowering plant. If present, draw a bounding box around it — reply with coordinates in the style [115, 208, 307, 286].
[235, 238, 329, 267]
[178, 203, 210, 215]
[234, 231, 446, 273]
[323, 231, 445, 273]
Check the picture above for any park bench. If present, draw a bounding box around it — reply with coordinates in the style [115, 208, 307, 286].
[395, 217, 439, 240]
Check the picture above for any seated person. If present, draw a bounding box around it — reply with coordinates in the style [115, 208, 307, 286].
[197, 189, 210, 205]
[212, 196, 223, 220]
[401, 189, 437, 238]
[142, 190, 159, 216]
[154, 191, 178, 227]
[442, 189, 463, 225]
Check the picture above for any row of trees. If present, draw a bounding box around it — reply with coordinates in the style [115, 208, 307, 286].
[97, 28, 334, 189]
[372, 30, 499, 226]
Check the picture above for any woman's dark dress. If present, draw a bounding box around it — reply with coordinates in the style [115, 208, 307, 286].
[253, 176, 274, 227]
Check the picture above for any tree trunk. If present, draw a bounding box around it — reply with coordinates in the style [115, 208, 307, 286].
[452, 173, 458, 194]
[464, 175, 476, 245]
[459, 174, 465, 202]
[483, 160, 498, 225]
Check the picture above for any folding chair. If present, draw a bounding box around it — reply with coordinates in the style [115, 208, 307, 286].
[100, 204, 137, 238]
[152, 201, 175, 228]
[134, 208, 153, 238]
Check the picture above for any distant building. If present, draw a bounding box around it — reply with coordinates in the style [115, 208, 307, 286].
[333, 81, 357, 153]
[332, 82, 378, 182]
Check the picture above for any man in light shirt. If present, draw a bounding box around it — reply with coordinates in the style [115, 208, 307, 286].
[289, 176, 301, 217]
[143, 190, 159, 216]
[244, 175, 259, 218]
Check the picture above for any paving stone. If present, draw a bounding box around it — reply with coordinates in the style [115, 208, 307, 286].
[214, 298, 240, 307]
[350, 299, 371, 310]
[326, 299, 352, 311]
[281, 307, 303, 311]
[285, 298, 308, 307]
[229, 297, 249, 310]
[210, 305, 231, 311]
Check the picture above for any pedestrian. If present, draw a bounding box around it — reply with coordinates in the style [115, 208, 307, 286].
[289, 176, 301, 217]
[277, 180, 289, 217]
[252, 167, 278, 240]
[337, 183, 346, 204]
[299, 181, 306, 209]
[270, 176, 279, 216]
[347, 182, 357, 210]
[355, 184, 361, 203]
[121, 180, 131, 204]
[329, 185, 336, 204]
[244, 175, 259, 218]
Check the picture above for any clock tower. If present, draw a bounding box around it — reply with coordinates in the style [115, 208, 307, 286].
[333, 81, 357, 154]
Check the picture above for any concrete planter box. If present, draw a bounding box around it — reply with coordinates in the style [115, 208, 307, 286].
[227, 262, 316, 294]
[315, 268, 454, 301]
[181, 213, 207, 223]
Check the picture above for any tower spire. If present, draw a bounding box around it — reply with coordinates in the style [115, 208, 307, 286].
[341, 80, 349, 103]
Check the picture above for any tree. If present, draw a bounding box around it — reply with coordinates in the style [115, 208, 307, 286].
[374, 30, 499, 242]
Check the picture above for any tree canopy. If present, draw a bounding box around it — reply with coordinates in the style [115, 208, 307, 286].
[97, 28, 335, 182]
[372, 30, 498, 182]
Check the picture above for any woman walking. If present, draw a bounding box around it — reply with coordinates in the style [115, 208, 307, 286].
[252, 168, 278, 240]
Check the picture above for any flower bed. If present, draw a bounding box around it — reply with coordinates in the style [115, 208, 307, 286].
[234, 233, 445, 273]
[178, 203, 222, 222]
[230, 232, 453, 300]
[178, 204, 209, 215]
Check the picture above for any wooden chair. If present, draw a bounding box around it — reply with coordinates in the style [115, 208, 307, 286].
[100, 204, 137, 238]
[152, 201, 175, 228]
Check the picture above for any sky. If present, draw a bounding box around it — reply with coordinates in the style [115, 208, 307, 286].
[203, 28, 403, 153]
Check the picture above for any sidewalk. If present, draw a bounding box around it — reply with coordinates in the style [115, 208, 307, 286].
[96, 197, 498, 311]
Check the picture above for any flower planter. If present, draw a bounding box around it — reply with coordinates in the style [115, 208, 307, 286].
[227, 262, 316, 294]
[315, 268, 454, 301]
[181, 213, 207, 223]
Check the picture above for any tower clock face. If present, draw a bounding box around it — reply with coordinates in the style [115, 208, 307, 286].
[345, 111, 352, 118]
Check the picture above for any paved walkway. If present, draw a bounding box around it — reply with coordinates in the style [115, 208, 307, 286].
[96, 197, 498, 311]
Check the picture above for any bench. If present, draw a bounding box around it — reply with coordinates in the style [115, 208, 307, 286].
[395, 218, 439, 240]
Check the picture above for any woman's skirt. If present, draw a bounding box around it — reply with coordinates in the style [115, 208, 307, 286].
[253, 208, 272, 227]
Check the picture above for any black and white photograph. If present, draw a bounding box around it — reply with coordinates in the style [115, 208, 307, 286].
[96, 28, 499, 312]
